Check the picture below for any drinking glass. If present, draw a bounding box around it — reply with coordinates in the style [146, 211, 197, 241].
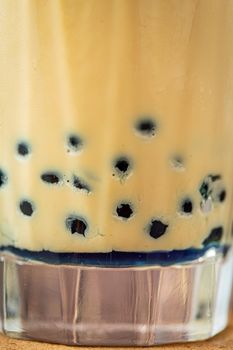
[0, 0, 233, 346]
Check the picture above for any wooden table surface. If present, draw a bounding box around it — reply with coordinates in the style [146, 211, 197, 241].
[0, 315, 233, 350]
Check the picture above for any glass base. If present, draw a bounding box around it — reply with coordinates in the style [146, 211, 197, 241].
[0, 247, 232, 346]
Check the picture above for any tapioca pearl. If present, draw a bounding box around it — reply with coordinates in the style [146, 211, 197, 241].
[0, 169, 8, 188]
[67, 134, 83, 152]
[199, 174, 227, 210]
[199, 174, 221, 197]
[209, 174, 221, 182]
[199, 178, 212, 200]
[65, 215, 88, 236]
[202, 226, 223, 246]
[179, 197, 193, 215]
[115, 202, 134, 220]
[218, 189, 227, 203]
[212, 185, 227, 203]
[72, 175, 91, 193]
[169, 155, 185, 171]
[19, 199, 35, 217]
[113, 156, 132, 177]
[41, 171, 63, 185]
[199, 174, 224, 214]
[115, 158, 129, 172]
[199, 174, 222, 206]
[147, 219, 168, 239]
[200, 197, 212, 214]
[17, 141, 31, 157]
[134, 117, 157, 138]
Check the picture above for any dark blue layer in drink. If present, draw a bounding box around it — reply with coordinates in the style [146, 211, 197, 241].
[0, 244, 229, 267]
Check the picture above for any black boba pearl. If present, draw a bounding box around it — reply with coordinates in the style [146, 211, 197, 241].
[113, 156, 131, 176]
[199, 174, 221, 200]
[72, 175, 91, 193]
[115, 158, 129, 172]
[19, 200, 35, 217]
[66, 215, 88, 236]
[135, 117, 157, 137]
[41, 172, 62, 184]
[17, 142, 30, 156]
[67, 134, 83, 152]
[116, 203, 133, 219]
[202, 226, 223, 246]
[0, 169, 8, 188]
[209, 174, 221, 182]
[180, 198, 193, 215]
[170, 155, 184, 170]
[218, 189, 226, 202]
[199, 180, 211, 200]
[148, 219, 168, 239]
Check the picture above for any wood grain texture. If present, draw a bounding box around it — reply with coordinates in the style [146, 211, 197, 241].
[0, 315, 233, 350]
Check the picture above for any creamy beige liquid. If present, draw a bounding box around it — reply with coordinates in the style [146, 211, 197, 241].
[0, 0, 233, 253]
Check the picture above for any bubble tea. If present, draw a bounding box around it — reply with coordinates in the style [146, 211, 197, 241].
[0, 0, 233, 346]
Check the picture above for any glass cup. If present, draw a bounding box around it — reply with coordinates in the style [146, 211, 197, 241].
[0, 0, 233, 346]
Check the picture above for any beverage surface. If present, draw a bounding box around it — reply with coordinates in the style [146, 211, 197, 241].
[0, 0, 233, 253]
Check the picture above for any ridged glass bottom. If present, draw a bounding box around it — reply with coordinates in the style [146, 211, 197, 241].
[0, 247, 233, 346]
